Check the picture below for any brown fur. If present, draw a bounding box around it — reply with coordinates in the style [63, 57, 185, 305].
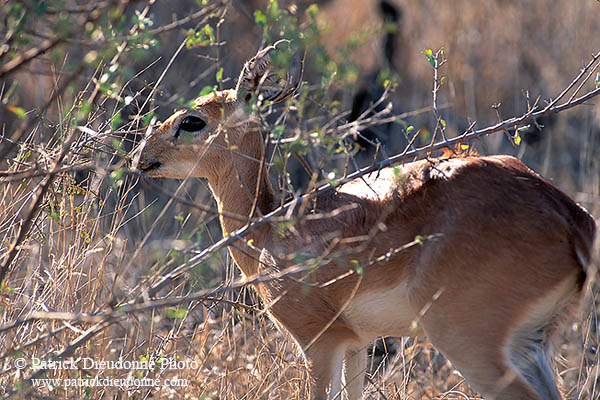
[137, 71, 596, 399]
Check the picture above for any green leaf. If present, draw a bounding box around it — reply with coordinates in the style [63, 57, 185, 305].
[111, 139, 124, 155]
[254, 10, 267, 26]
[514, 132, 522, 145]
[110, 167, 123, 181]
[174, 214, 184, 222]
[166, 308, 188, 319]
[111, 111, 122, 130]
[143, 112, 156, 127]
[202, 24, 215, 42]
[406, 125, 415, 135]
[216, 67, 223, 82]
[7, 105, 26, 119]
[440, 76, 447, 85]
[424, 49, 435, 67]
[268, 0, 280, 20]
[595, 72, 600, 88]
[272, 125, 285, 139]
[351, 259, 363, 275]
[440, 118, 446, 128]
[306, 4, 319, 19]
[186, 25, 215, 48]
[79, 101, 92, 119]
[199, 85, 216, 97]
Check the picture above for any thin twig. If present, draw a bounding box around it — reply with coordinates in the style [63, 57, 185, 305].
[0, 126, 79, 286]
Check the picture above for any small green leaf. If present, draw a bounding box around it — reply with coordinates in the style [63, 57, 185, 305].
[186, 25, 215, 48]
[111, 111, 122, 130]
[272, 125, 285, 139]
[7, 105, 26, 119]
[514, 133, 522, 145]
[111, 139, 125, 155]
[174, 214, 184, 222]
[216, 67, 223, 82]
[424, 49, 435, 67]
[351, 259, 363, 275]
[166, 308, 188, 319]
[202, 24, 215, 42]
[254, 10, 267, 26]
[595, 72, 600, 88]
[440, 118, 446, 128]
[267, 0, 280, 20]
[199, 85, 216, 97]
[110, 167, 123, 181]
[414, 235, 424, 245]
[440, 76, 447, 85]
[144, 112, 156, 127]
[406, 125, 415, 134]
[306, 4, 319, 19]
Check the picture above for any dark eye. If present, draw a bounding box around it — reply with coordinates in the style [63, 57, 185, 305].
[175, 116, 206, 137]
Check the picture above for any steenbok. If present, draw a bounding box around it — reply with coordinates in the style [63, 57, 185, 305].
[136, 42, 596, 400]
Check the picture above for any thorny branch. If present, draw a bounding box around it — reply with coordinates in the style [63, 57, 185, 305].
[430, 48, 448, 142]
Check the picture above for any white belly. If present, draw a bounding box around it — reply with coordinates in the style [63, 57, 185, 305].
[342, 282, 417, 342]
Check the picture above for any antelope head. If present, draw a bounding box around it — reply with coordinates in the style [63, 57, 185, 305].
[136, 40, 304, 180]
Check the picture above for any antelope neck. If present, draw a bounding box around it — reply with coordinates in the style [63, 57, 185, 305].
[207, 142, 276, 276]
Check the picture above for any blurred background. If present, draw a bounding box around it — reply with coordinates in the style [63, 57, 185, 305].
[1, 0, 599, 398]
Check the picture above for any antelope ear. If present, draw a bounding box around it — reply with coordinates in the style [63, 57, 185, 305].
[235, 39, 304, 104]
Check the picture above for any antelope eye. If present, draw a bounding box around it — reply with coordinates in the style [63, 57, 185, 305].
[175, 116, 206, 137]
